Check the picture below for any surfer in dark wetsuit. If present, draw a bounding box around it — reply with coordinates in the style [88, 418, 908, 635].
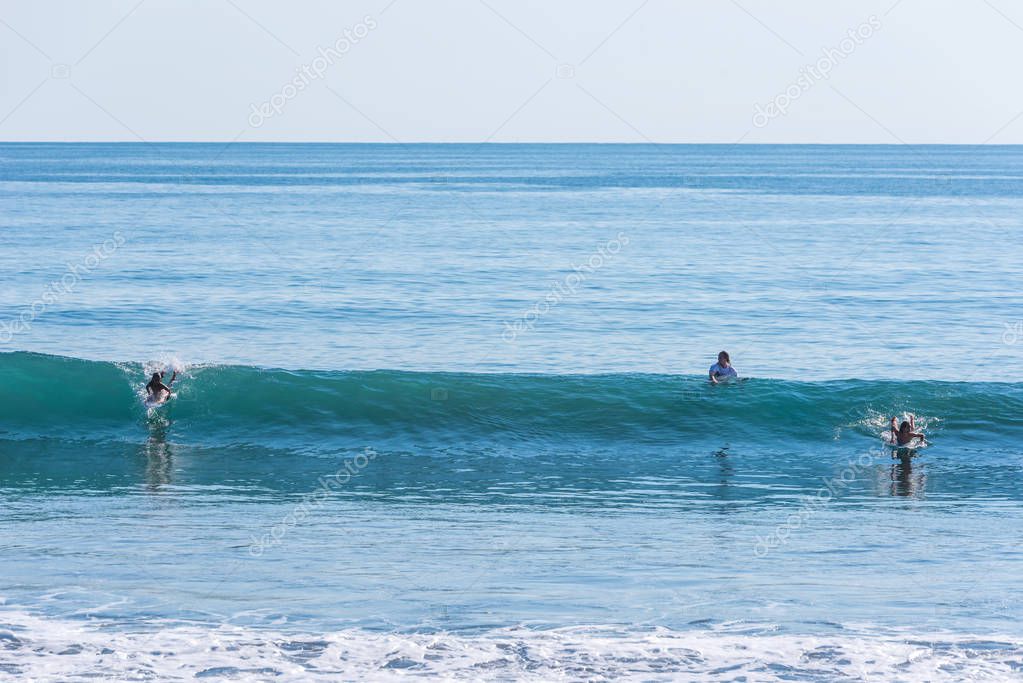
[146, 371, 176, 402]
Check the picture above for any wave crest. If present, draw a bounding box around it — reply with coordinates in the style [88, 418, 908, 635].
[1, 352, 1020, 445]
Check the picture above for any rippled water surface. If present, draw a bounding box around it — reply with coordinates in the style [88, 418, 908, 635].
[1, 143, 1022, 680]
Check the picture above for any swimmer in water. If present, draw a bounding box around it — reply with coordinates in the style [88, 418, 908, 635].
[890, 414, 926, 446]
[146, 370, 176, 403]
[709, 351, 737, 384]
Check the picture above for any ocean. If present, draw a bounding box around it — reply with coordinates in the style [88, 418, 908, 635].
[1, 143, 1022, 680]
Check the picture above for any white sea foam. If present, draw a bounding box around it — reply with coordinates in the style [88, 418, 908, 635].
[852, 409, 939, 444]
[132, 357, 191, 412]
[0, 611, 1020, 682]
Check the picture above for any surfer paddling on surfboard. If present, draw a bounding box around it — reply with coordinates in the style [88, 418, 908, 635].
[890, 414, 926, 446]
[145, 370, 177, 405]
[709, 351, 737, 384]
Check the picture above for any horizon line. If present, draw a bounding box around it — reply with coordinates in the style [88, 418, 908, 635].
[2, 140, 1021, 146]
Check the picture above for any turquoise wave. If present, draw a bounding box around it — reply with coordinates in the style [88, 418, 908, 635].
[1, 352, 1021, 446]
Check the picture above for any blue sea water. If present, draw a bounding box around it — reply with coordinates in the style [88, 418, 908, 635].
[1, 143, 1023, 680]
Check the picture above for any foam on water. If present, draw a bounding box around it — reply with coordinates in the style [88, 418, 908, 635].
[1, 611, 1020, 682]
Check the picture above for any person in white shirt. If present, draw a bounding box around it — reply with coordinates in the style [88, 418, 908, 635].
[708, 351, 737, 384]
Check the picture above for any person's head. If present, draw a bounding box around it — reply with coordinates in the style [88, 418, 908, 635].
[899, 420, 912, 434]
[150, 372, 162, 384]
[717, 351, 731, 367]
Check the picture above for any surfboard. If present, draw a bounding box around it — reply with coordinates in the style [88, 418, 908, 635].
[144, 390, 173, 409]
[882, 432, 927, 449]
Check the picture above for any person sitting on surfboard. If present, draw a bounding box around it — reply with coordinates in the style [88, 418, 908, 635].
[890, 415, 926, 446]
[145, 371, 176, 403]
[709, 351, 737, 384]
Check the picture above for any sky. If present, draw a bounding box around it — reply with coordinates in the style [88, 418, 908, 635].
[2, 0, 1022, 143]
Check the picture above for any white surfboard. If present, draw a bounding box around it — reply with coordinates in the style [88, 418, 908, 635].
[882, 431, 927, 449]
[144, 391, 173, 409]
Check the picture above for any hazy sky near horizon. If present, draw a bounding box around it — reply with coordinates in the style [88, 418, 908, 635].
[2, 0, 1022, 143]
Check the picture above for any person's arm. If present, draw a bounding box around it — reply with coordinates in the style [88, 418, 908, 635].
[167, 371, 177, 387]
[890, 417, 898, 442]
[709, 369, 718, 384]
